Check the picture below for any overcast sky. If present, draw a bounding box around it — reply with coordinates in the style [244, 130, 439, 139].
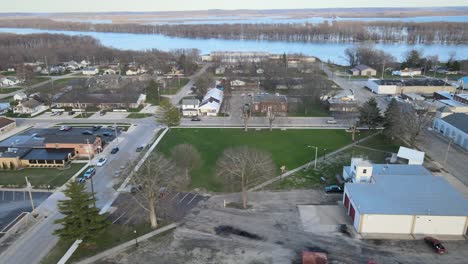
[2, 0, 468, 13]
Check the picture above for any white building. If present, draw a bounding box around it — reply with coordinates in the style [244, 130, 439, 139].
[13, 92, 28, 101]
[181, 98, 200, 117]
[342, 159, 468, 236]
[82, 67, 99, 75]
[433, 113, 468, 150]
[13, 98, 45, 116]
[392, 68, 422, 77]
[230, 80, 246, 87]
[198, 88, 223, 116]
[104, 69, 117, 75]
[1, 77, 21, 86]
[215, 67, 225, 75]
[366, 79, 454, 95]
[397, 147, 425, 165]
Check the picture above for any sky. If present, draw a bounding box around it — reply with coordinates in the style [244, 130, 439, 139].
[2, 0, 468, 13]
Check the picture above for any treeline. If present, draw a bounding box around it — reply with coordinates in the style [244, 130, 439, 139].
[0, 18, 467, 44]
[0, 33, 173, 70]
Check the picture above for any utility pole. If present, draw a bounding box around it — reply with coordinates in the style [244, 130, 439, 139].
[25, 177, 36, 215]
[86, 139, 96, 207]
[381, 60, 385, 80]
[307, 146, 318, 170]
[444, 138, 453, 167]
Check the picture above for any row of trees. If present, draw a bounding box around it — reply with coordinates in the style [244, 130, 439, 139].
[1, 18, 466, 44]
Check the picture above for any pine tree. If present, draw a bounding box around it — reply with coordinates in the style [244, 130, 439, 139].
[358, 98, 383, 130]
[156, 100, 180, 127]
[383, 98, 401, 139]
[54, 181, 109, 245]
[146, 80, 160, 104]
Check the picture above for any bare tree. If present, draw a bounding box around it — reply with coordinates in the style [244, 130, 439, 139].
[216, 146, 276, 209]
[241, 103, 251, 132]
[397, 104, 434, 147]
[266, 106, 278, 131]
[130, 154, 186, 229]
[170, 144, 202, 180]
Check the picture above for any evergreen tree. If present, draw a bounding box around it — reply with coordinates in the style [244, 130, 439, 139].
[157, 100, 180, 127]
[383, 98, 401, 139]
[54, 181, 109, 245]
[282, 53, 287, 68]
[146, 80, 160, 104]
[358, 98, 383, 130]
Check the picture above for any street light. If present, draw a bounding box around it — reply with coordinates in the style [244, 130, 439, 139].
[134, 230, 138, 247]
[444, 136, 455, 167]
[307, 145, 318, 170]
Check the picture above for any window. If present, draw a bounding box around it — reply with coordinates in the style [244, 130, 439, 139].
[363, 169, 367, 174]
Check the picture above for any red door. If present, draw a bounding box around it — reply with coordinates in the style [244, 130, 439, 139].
[349, 205, 356, 224]
[344, 194, 350, 211]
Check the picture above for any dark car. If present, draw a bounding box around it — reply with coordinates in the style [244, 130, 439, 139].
[68, 111, 75, 115]
[191, 117, 201, 121]
[99, 111, 106, 116]
[82, 130, 94, 135]
[136, 146, 144, 152]
[424, 237, 446, 254]
[77, 176, 86, 183]
[324, 185, 343, 193]
[102, 132, 112, 137]
[92, 125, 102, 131]
[111, 147, 119, 154]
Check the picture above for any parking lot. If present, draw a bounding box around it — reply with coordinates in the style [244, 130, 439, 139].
[17, 126, 121, 142]
[0, 190, 51, 232]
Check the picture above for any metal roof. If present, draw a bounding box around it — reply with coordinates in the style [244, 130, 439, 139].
[346, 175, 468, 216]
[441, 113, 468, 134]
[344, 164, 432, 177]
[22, 148, 74, 161]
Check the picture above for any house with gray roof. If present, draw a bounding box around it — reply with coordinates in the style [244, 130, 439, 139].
[433, 113, 468, 150]
[349, 64, 377, 76]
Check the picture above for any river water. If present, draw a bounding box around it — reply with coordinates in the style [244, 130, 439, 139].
[1, 27, 466, 65]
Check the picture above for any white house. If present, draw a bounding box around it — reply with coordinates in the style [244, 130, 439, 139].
[6, 67, 15, 72]
[256, 68, 264, 74]
[82, 67, 99, 75]
[181, 98, 200, 117]
[199, 88, 223, 116]
[433, 113, 468, 150]
[230, 80, 246, 87]
[126, 69, 138, 76]
[392, 68, 422, 77]
[342, 159, 468, 236]
[13, 98, 44, 115]
[1, 77, 21, 86]
[13, 92, 28, 101]
[104, 69, 117, 75]
[215, 67, 225, 75]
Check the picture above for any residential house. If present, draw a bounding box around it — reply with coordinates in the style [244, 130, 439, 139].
[1, 77, 21, 86]
[252, 93, 288, 114]
[0, 117, 16, 135]
[0, 103, 11, 114]
[433, 113, 468, 150]
[181, 98, 200, 117]
[13, 92, 28, 101]
[230, 80, 246, 87]
[126, 69, 138, 76]
[215, 67, 226, 75]
[198, 88, 223, 116]
[342, 158, 468, 236]
[328, 95, 359, 113]
[6, 67, 15, 72]
[256, 68, 264, 74]
[104, 69, 117, 75]
[55, 92, 146, 110]
[82, 67, 99, 75]
[349, 65, 377, 76]
[392, 68, 422, 77]
[13, 98, 44, 116]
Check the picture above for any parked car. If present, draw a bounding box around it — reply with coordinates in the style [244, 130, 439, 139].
[92, 125, 102, 131]
[424, 237, 446, 254]
[102, 132, 112, 137]
[99, 111, 106, 116]
[50, 112, 58, 116]
[83, 167, 96, 179]
[82, 130, 94, 135]
[326, 119, 337, 124]
[111, 147, 119, 154]
[96, 158, 107, 167]
[136, 146, 144, 152]
[77, 176, 86, 184]
[59, 125, 72, 131]
[68, 111, 75, 115]
[191, 117, 201, 121]
[324, 185, 343, 193]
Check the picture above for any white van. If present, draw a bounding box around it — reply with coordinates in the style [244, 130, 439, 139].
[326, 119, 337, 124]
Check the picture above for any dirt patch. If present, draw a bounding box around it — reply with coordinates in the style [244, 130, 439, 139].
[214, 225, 263, 240]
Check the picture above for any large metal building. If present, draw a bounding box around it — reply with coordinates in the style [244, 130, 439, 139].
[343, 161, 468, 236]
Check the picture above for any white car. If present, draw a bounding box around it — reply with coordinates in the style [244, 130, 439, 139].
[96, 158, 108, 167]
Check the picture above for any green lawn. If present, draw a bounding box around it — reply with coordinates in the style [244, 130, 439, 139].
[160, 78, 189, 95]
[157, 128, 365, 192]
[0, 87, 22, 94]
[28, 77, 51, 86]
[40, 223, 152, 264]
[0, 163, 86, 188]
[127, 113, 153, 119]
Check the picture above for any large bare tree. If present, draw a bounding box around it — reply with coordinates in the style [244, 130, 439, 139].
[397, 104, 434, 147]
[216, 146, 276, 209]
[130, 154, 186, 229]
[241, 103, 251, 132]
[266, 106, 278, 131]
[170, 144, 202, 180]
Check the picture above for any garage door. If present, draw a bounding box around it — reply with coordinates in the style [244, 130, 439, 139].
[344, 194, 350, 211]
[349, 204, 355, 224]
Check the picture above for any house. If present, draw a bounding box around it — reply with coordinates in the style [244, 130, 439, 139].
[396, 147, 425, 165]
[256, 68, 264, 74]
[1, 77, 21, 86]
[126, 69, 138, 76]
[342, 158, 468, 236]
[392, 68, 422, 77]
[181, 98, 200, 117]
[230, 80, 246, 87]
[55, 92, 145, 110]
[327, 96, 359, 113]
[433, 113, 468, 150]
[349, 65, 377, 76]
[6, 67, 15, 72]
[198, 88, 223, 116]
[104, 69, 117, 75]
[0, 102, 11, 114]
[252, 93, 288, 114]
[458, 76, 468, 90]
[82, 67, 99, 75]
[215, 67, 226, 75]
[0, 117, 16, 135]
[366, 79, 454, 95]
[13, 92, 28, 101]
[13, 98, 44, 116]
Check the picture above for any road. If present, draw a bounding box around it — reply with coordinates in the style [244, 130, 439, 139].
[169, 63, 212, 105]
[0, 121, 160, 264]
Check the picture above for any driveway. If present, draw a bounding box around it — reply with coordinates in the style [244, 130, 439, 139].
[170, 63, 211, 105]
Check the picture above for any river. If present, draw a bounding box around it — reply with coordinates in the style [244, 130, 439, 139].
[1, 27, 467, 65]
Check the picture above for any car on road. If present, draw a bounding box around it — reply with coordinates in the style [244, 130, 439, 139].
[191, 117, 201, 121]
[50, 112, 58, 116]
[82, 130, 94, 135]
[92, 125, 102, 131]
[83, 167, 96, 179]
[111, 147, 119, 154]
[77, 176, 86, 183]
[99, 111, 106, 116]
[326, 119, 337, 124]
[102, 132, 112, 137]
[68, 111, 75, 115]
[59, 125, 72, 131]
[96, 158, 107, 167]
[136, 146, 144, 152]
[324, 185, 343, 193]
[424, 236, 446, 254]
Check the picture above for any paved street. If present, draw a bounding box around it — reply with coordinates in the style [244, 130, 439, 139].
[0, 121, 160, 264]
[170, 63, 212, 105]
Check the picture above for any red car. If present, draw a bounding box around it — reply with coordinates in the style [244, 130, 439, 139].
[424, 236, 446, 254]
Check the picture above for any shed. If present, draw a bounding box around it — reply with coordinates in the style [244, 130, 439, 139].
[397, 147, 425, 165]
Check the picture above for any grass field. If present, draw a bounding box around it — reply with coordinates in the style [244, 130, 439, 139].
[157, 128, 365, 192]
[127, 113, 153, 118]
[0, 87, 22, 94]
[0, 163, 86, 188]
